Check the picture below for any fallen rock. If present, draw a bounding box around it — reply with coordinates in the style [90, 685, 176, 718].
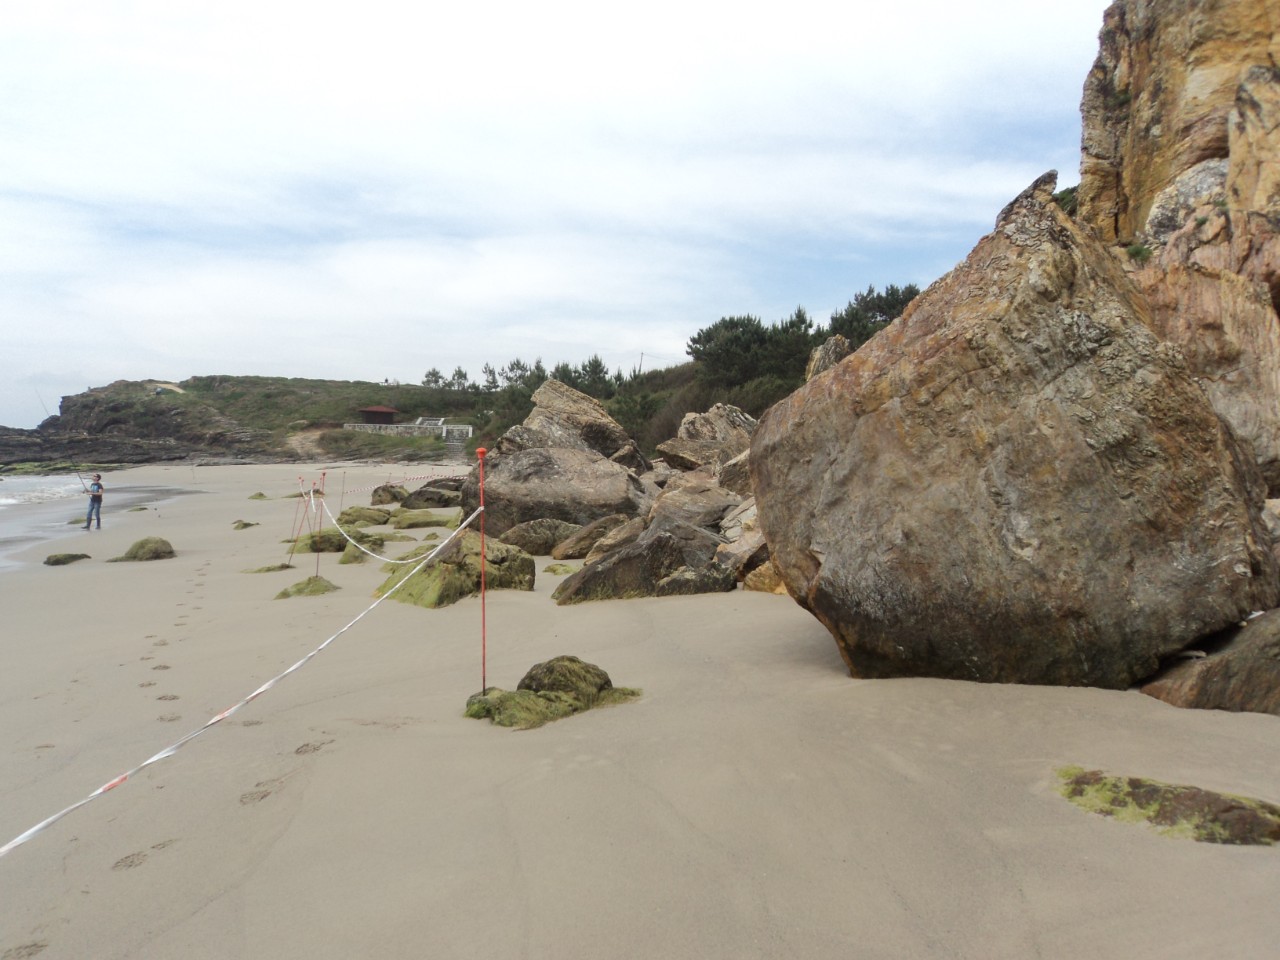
[553, 519, 732, 604]
[656, 403, 757, 472]
[499, 518, 583, 556]
[461, 447, 651, 538]
[464, 655, 640, 729]
[583, 516, 646, 566]
[551, 513, 631, 560]
[108, 537, 176, 562]
[401, 484, 462, 510]
[743, 561, 789, 595]
[805, 334, 854, 380]
[751, 172, 1280, 688]
[1058, 767, 1280, 845]
[1140, 610, 1280, 715]
[390, 509, 456, 530]
[376, 531, 534, 608]
[370, 484, 407, 505]
[498, 379, 640, 463]
[44, 553, 90, 566]
[648, 476, 742, 530]
[337, 506, 392, 526]
[275, 575, 339, 599]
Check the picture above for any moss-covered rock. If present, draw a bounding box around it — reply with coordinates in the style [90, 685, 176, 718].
[243, 562, 294, 573]
[232, 519, 259, 530]
[107, 537, 176, 562]
[292, 526, 370, 553]
[1058, 767, 1280, 844]
[465, 656, 640, 729]
[339, 531, 385, 564]
[543, 562, 576, 576]
[248, 492, 268, 500]
[371, 484, 407, 505]
[275, 575, 339, 599]
[376, 531, 534, 608]
[390, 509, 459, 531]
[44, 553, 90, 566]
[337, 506, 392, 526]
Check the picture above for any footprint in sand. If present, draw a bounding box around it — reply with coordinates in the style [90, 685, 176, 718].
[157, 714, 181, 722]
[112, 851, 147, 870]
[157, 694, 179, 701]
[239, 719, 263, 727]
[138, 681, 156, 688]
[294, 740, 334, 755]
[153, 639, 169, 646]
[239, 777, 285, 805]
[2, 942, 49, 959]
[151, 664, 171, 671]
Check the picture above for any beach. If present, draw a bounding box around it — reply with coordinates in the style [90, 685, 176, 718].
[1, 461, 1278, 959]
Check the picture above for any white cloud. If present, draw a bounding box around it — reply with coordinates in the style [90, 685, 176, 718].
[0, 0, 1110, 428]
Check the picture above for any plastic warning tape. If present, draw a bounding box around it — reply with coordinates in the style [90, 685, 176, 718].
[0, 506, 484, 861]
[341, 472, 471, 495]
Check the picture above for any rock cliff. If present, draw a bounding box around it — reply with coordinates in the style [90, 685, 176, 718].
[1079, 0, 1280, 489]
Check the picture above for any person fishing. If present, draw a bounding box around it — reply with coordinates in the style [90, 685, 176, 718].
[83, 473, 104, 530]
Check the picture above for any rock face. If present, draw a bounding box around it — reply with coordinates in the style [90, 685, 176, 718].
[498, 379, 647, 470]
[656, 404, 757, 472]
[751, 173, 1279, 688]
[463, 447, 651, 538]
[1141, 610, 1280, 715]
[376, 531, 535, 608]
[498, 518, 583, 556]
[1079, 1, 1280, 491]
[462, 381, 653, 537]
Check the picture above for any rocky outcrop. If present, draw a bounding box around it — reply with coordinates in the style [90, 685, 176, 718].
[805, 334, 854, 380]
[1078, 1, 1280, 491]
[462, 447, 651, 538]
[498, 518, 583, 556]
[498, 379, 648, 470]
[751, 173, 1279, 688]
[1140, 611, 1280, 715]
[550, 514, 631, 560]
[462, 380, 653, 538]
[401, 482, 462, 509]
[656, 404, 757, 472]
[376, 531, 535, 608]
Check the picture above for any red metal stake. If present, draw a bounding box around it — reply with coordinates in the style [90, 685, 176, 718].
[477, 447, 488, 693]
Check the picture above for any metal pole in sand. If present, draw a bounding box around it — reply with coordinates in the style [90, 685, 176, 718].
[476, 447, 488, 693]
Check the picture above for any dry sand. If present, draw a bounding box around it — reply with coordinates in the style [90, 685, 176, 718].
[1, 462, 1278, 959]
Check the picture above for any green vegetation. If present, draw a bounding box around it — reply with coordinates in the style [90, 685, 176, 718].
[34, 279, 920, 460]
[232, 520, 258, 530]
[543, 562, 576, 575]
[464, 686, 641, 729]
[247, 492, 268, 500]
[243, 562, 294, 573]
[1058, 767, 1280, 844]
[1052, 184, 1079, 217]
[1126, 243, 1154, 264]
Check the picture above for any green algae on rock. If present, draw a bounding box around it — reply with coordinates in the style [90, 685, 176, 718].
[232, 520, 259, 530]
[543, 562, 577, 576]
[376, 531, 534, 609]
[247, 492, 268, 500]
[390, 508, 458, 531]
[44, 553, 90, 566]
[465, 656, 640, 729]
[1058, 767, 1280, 845]
[243, 562, 294, 573]
[107, 537, 176, 562]
[337, 506, 392, 526]
[275, 576, 339, 599]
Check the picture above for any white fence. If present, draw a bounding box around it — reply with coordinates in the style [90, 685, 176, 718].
[342, 421, 474, 439]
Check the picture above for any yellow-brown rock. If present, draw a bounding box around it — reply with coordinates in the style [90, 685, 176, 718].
[1079, 0, 1280, 492]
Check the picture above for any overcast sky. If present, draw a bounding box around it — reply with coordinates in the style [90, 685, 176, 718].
[1, 0, 1111, 429]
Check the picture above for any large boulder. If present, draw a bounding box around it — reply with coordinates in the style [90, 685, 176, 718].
[550, 513, 631, 560]
[751, 173, 1280, 689]
[647, 476, 743, 529]
[498, 379, 645, 468]
[1079, 3, 1280, 491]
[1140, 610, 1280, 716]
[401, 483, 462, 509]
[376, 531, 535, 608]
[656, 404, 757, 471]
[552, 519, 734, 604]
[498, 518, 583, 556]
[461, 447, 651, 538]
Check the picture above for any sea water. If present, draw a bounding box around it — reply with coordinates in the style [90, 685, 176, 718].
[0, 474, 95, 569]
[0, 474, 86, 510]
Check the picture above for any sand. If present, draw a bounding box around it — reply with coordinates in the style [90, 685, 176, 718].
[1, 461, 1278, 959]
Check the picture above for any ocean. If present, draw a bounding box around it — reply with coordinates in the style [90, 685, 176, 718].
[0, 474, 93, 568]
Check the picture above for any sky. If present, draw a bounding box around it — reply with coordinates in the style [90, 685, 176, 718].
[0, 0, 1112, 429]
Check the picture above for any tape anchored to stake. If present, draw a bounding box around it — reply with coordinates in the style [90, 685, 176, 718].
[0, 505, 485, 861]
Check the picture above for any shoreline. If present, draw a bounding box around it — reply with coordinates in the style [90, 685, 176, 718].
[1, 461, 1278, 958]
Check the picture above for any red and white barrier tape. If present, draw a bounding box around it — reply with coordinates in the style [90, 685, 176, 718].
[342, 472, 471, 496]
[0, 506, 484, 861]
